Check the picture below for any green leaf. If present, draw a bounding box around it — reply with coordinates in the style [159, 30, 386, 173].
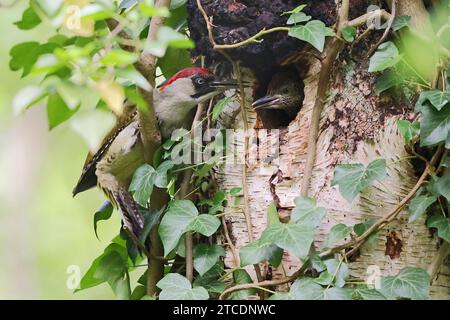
[324, 287, 352, 300]
[15, 6, 41, 30]
[116, 68, 152, 92]
[341, 26, 357, 42]
[157, 274, 209, 300]
[327, 224, 351, 247]
[189, 214, 221, 237]
[13, 85, 46, 115]
[397, 120, 420, 144]
[380, 267, 430, 299]
[94, 201, 114, 239]
[287, 12, 311, 25]
[157, 47, 192, 79]
[324, 259, 349, 288]
[194, 261, 226, 294]
[427, 214, 450, 243]
[440, 155, 450, 168]
[140, 4, 171, 17]
[239, 239, 282, 266]
[78, 242, 128, 293]
[288, 20, 335, 52]
[159, 200, 198, 255]
[154, 160, 174, 188]
[129, 164, 156, 207]
[46, 93, 78, 129]
[407, 194, 437, 223]
[9, 42, 59, 77]
[212, 96, 235, 121]
[193, 244, 225, 276]
[418, 103, 450, 148]
[230, 187, 242, 196]
[157, 26, 195, 49]
[417, 90, 450, 111]
[230, 269, 257, 300]
[287, 278, 324, 299]
[392, 15, 411, 31]
[101, 50, 137, 66]
[260, 221, 315, 259]
[352, 286, 386, 300]
[375, 70, 403, 95]
[332, 159, 387, 202]
[281, 4, 306, 16]
[291, 196, 326, 227]
[368, 41, 401, 72]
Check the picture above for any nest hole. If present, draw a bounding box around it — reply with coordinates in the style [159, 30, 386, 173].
[252, 65, 306, 129]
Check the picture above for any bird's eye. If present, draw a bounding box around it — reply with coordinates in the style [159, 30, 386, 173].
[196, 78, 205, 85]
[282, 88, 289, 95]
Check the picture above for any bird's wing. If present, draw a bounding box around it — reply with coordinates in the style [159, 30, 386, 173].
[72, 106, 138, 196]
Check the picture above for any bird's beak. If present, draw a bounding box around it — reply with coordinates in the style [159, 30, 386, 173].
[252, 95, 281, 110]
[210, 79, 252, 90]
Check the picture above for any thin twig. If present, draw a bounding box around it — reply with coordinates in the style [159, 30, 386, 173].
[367, 0, 396, 57]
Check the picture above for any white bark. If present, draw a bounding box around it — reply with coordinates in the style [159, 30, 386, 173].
[215, 58, 450, 299]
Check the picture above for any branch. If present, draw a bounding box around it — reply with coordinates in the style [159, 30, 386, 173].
[367, 0, 397, 57]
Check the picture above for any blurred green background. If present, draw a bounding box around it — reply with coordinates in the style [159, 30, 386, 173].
[0, 1, 121, 299]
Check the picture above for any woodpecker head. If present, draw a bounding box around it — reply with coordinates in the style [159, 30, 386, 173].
[252, 71, 304, 117]
[156, 67, 239, 106]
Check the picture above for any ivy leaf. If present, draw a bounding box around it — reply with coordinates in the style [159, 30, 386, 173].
[189, 214, 221, 237]
[15, 6, 42, 30]
[230, 269, 257, 300]
[418, 103, 450, 148]
[352, 286, 386, 300]
[427, 214, 450, 243]
[100, 50, 137, 66]
[353, 220, 377, 247]
[194, 261, 226, 294]
[368, 41, 401, 72]
[93, 201, 114, 239]
[154, 160, 174, 188]
[376, 70, 403, 95]
[159, 200, 198, 256]
[332, 159, 387, 202]
[157, 274, 209, 300]
[291, 196, 327, 227]
[287, 12, 311, 25]
[417, 90, 450, 111]
[397, 120, 420, 144]
[77, 241, 128, 294]
[212, 96, 234, 121]
[324, 259, 349, 288]
[440, 155, 450, 168]
[327, 224, 351, 247]
[284, 278, 324, 300]
[260, 221, 315, 259]
[433, 173, 450, 201]
[129, 164, 156, 207]
[239, 239, 282, 266]
[391, 15, 411, 31]
[281, 5, 306, 16]
[324, 287, 352, 300]
[407, 194, 437, 223]
[193, 244, 225, 276]
[379, 267, 430, 300]
[341, 26, 357, 42]
[288, 20, 335, 52]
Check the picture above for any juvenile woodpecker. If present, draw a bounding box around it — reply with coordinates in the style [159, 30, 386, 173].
[73, 67, 238, 236]
[252, 71, 304, 120]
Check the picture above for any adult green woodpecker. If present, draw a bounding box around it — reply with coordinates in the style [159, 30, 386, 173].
[73, 67, 239, 237]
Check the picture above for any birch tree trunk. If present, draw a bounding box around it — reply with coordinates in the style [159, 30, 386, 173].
[188, 0, 450, 299]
